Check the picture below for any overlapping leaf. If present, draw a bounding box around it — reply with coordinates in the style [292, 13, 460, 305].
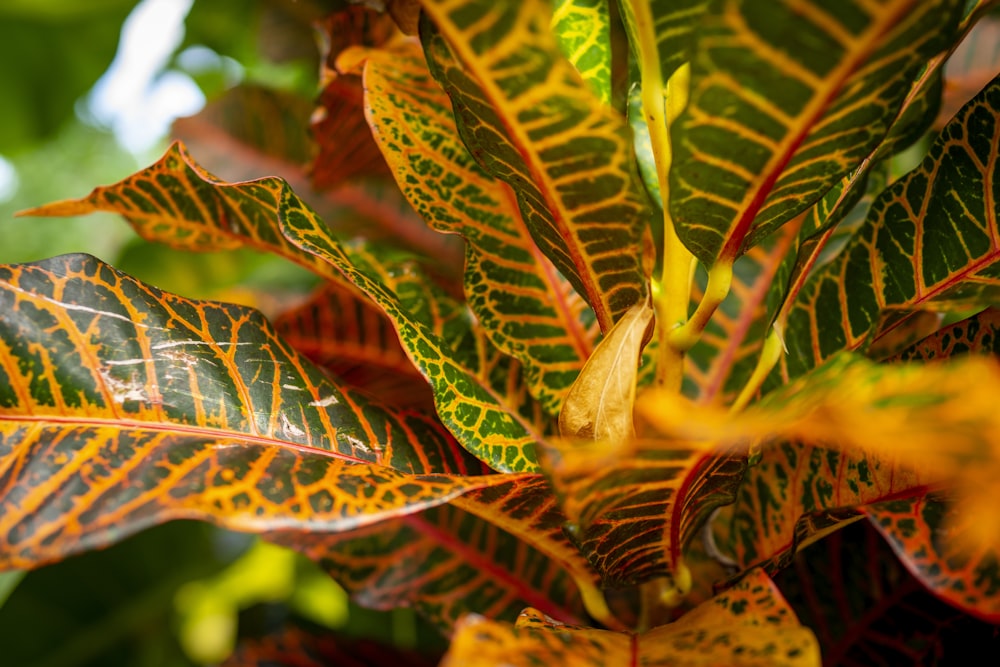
[642, 352, 1000, 559]
[671, 0, 963, 265]
[712, 440, 926, 574]
[867, 495, 1000, 622]
[440, 568, 819, 666]
[345, 41, 598, 415]
[895, 307, 1000, 361]
[775, 519, 1000, 665]
[418, 0, 650, 333]
[271, 496, 589, 635]
[538, 434, 744, 588]
[781, 75, 1000, 379]
[20, 144, 546, 472]
[0, 254, 503, 570]
[273, 280, 434, 410]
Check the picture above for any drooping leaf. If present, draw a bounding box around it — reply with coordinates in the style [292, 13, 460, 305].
[671, 0, 963, 265]
[0, 254, 502, 570]
[551, 0, 612, 104]
[19, 143, 545, 472]
[559, 299, 653, 441]
[418, 0, 650, 333]
[867, 495, 1000, 622]
[713, 439, 926, 574]
[440, 568, 820, 666]
[781, 74, 1000, 379]
[775, 519, 1000, 666]
[273, 280, 435, 410]
[345, 41, 598, 415]
[641, 352, 1000, 556]
[538, 433, 744, 588]
[271, 497, 589, 634]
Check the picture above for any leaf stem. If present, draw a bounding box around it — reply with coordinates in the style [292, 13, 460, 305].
[730, 326, 784, 413]
[668, 259, 733, 352]
[575, 577, 629, 632]
[630, 36, 694, 390]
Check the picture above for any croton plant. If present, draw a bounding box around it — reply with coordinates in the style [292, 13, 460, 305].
[3, 0, 1000, 664]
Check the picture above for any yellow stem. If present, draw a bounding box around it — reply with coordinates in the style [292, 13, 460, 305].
[668, 259, 733, 352]
[622, 0, 694, 392]
[730, 326, 785, 413]
[575, 576, 629, 632]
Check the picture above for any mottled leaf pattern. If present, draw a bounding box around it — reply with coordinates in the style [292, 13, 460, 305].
[418, 0, 650, 332]
[0, 254, 500, 569]
[20, 144, 545, 472]
[714, 440, 926, 573]
[539, 435, 744, 587]
[895, 307, 1000, 360]
[271, 497, 588, 634]
[551, 0, 612, 104]
[440, 569, 819, 666]
[781, 75, 1000, 378]
[867, 495, 1000, 622]
[349, 42, 597, 415]
[775, 519, 1000, 666]
[671, 0, 963, 264]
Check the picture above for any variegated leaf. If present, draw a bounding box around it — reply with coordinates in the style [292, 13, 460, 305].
[671, 0, 963, 265]
[20, 144, 546, 472]
[780, 74, 1000, 379]
[440, 568, 819, 666]
[551, 0, 612, 104]
[867, 495, 1000, 622]
[418, 0, 650, 333]
[345, 41, 598, 415]
[0, 254, 499, 570]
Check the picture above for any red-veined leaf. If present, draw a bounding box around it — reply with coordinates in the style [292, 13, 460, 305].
[440, 568, 819, 666]
[640, 352, 1000, 556]
[273, 280, 435, 411]
[538, 434, 744, 589]
[894, 306, 1000, 361]
[270, 495, 589, 634]
[344, 41, 599, 415]
[19, 144, 546, 472]
[774, 519, 1000, 666]
[780, 75, 1000, 379]
[0, 254, 501, 570]
[671, 0, 963, 265]
[418, 0, 650, 333]
[866, 495, 1000, 622]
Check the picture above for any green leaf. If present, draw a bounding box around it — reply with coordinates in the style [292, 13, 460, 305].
[418, 0, 651, 333]
[0, 254, 500, 569]
[271, 498, 589, 634]
[867, 495, 1000, 622]
[273, 280, 435, 410]
[439, 568, 819, 666]
[775, 519, 1000, 663]
[781, 74, 1000, 378]
[538, 434, 744, 588]
[671, 0, 963, 265]
[551, 0, 613, 104]
[347, 42, 599, 415]
[20, 143, 547, 472]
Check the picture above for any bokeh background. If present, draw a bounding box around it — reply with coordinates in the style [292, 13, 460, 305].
[0, 1, 440, 664]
